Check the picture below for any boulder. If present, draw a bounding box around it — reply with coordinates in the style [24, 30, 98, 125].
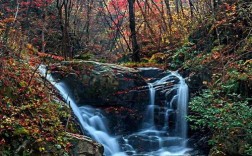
[48, 62, 183, 133]
[69, 133, 104, 156]
[49, 61, 148, 109]
[137, 67, 165, 83]
[48, 61, 149, 132]
[187, 131, 210, 156]
[103, 106, 142, 134]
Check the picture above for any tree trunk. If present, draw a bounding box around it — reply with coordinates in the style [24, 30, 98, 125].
[164, 0, 172, 33]
[188, 0, 194, 19]
[136, 0, 155, 42]
[128, 0, 140, 62]
[85, 0, 92, 45]
[41, 0, 47, 53]
[57, 0, 72, 59]
[102, 0, 132, 52]
[179, 0, 185, 17]
[213, 0, 218, 10]
[175, 0, 180, 16]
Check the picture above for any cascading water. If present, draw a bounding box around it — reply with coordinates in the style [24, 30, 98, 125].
[39, 65, 191, 155]
[142, 83, 156, 129]
[175, 73, 189, 145]
[38, 65, 126, 156]
[155, 71, 189, 143]
[121, 71, 191, 155]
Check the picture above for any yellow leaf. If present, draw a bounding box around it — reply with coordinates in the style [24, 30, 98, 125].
[39, 147, 45, 152]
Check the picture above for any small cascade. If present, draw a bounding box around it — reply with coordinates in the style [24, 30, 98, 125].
[122, 71, 191, 155]
[175, 73, 189, 145]
[152, 71, 189, 143]
[142, 83, 156, 129]
[38, 65, 126, 156]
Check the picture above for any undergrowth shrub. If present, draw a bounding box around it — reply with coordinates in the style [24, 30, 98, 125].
[188, 89, 252, 155]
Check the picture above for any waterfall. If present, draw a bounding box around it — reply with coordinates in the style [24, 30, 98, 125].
[39, 65, 191, 155]
[122, 71, 191, 155]
[151, 72, 189, 142]
[38, 65, 126, 156]
[155, 72, 189, 144]
[175, 73, 189, 145]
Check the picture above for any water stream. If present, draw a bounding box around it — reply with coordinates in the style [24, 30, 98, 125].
[39, 65, 191, 156]
[121, 71, 191, 155]
[39, 65, 126, 156]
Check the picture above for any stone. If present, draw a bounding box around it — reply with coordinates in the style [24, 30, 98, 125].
[48, 61, 149, 133]
[103, 106, 142, 134]
[137, 67, 165, 83]
[69, 133, 104, 156]
[187, 131, 210, 156]
[49, 61, 148, 109]
[48, 62, 183, 134]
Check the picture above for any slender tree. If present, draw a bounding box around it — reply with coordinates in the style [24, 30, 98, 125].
[136, 0, 155, 41]
[85, 0, 93, 45]
[128, 0, 140, 62]
[56, 0, 72, 59]
[164, 0, 173, 33]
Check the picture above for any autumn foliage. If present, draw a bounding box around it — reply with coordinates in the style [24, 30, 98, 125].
[0, 0, 252, 155]
[0, 11, 78, 155]
[0, 58, 74, 154]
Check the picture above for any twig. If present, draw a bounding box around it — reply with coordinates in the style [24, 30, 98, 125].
[14, 1, 20, 21]
[21, 64, 41, 102]
[26, 64, 41, 90]
[65, 114, 71, 132]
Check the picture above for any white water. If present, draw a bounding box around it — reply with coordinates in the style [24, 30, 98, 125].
[38, 65, 126, 156]
[122, 71, 191, 155]
[155, 72, 189, 142]
[176, 73, 189, 145]
[159, 72, 188, 141]
[142, 83, 156, 129]
[144, 71, 189, 139]
[39, 65, 191, 155]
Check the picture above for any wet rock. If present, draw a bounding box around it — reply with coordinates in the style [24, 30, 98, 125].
[48, 61, 149, 134]
[126, 135, 161, 152]
[182, 69, 211, 95]
[187, 131, 210, 156]
[48, 61, 148, 110]
[188, 150, 207, 156]
[103, 106, 143, 134]
[137, 67, 165, 82]
[69, 134, 104, 156]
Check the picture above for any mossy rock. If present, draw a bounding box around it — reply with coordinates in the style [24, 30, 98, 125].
[69, 134, 104, 156]
[48, 61, 148, 109]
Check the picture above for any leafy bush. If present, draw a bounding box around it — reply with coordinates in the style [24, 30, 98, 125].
[188, 89, 252, 155]
[171, 44, 201, 70]
[0, 58, 79, 155]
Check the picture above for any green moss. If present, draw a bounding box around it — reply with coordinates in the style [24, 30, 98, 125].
[13, 127, 29, 135]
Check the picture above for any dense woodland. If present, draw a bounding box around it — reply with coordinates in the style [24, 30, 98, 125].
[0, 0, 251, 155]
